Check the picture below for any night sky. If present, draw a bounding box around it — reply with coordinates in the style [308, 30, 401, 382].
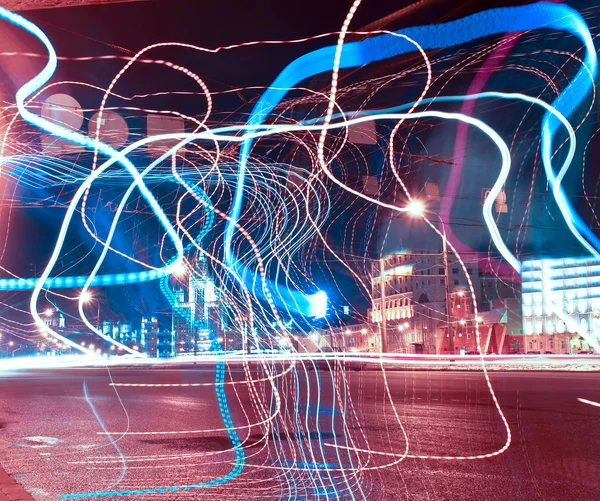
[0, 0, 597, 328]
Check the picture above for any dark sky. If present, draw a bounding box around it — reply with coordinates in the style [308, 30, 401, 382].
[1, 0, 597, 326]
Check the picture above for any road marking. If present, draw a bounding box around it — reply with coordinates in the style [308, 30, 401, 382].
[24, 436, 61, 445]
[577, 397, 600, 408]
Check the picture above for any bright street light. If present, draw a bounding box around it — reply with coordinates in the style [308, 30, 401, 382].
[173, 260, 187, 277]
[80, 291, 92, 303]
[406, 200, 425, 217]
[44, 308, 54, 317]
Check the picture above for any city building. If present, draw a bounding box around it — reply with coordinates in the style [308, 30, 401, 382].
[314, 323, 379, 353]
[172, 287, 195, 354]
[42, 306, 65, 331]
[442, 295, 524, 354]
[521, 257, 600, 354]
[171, 255, 222, 355]
[369, 250, 481, 354]
[102, 320, 136, 348]
[141, 316, 159, 356]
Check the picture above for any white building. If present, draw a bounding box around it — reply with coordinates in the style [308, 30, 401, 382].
[521, 257, 600, 352]
[172, 255, 221, 354]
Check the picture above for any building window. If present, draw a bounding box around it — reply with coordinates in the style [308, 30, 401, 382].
[439, 268, 444, 274]
[454, 280, 459, 286]
[427, 269, 431, 275]
[440, 279, 445, 285]
[452, 268, 459, 274]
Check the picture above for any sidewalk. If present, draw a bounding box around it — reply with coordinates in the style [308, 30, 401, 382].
[0, 464, 34, 501]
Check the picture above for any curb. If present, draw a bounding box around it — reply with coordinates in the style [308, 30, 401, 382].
[0, 465, 34, 501]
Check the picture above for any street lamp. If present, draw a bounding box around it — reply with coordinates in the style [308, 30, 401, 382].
[12, 346, 27, 358]
[80, 290, 101, 329]
[378, 200, 427, 354]
[406, 201, 455, 355]
[406, 200, 425, 217]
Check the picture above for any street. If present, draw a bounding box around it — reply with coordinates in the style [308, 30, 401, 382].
[1, 365, 600, 500]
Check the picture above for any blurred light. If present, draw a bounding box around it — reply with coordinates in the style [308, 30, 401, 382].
[459, 319, 466, 325]
[80, 291, 92, 303]
[44, 308, 54, 317]
[309, 291, 328, 319]
[172, 260, 187, 277]
[406, 200, 425, 216]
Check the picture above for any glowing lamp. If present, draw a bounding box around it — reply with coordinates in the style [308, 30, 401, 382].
[406, 200, 425, 217]
[308, 291, 327, 319]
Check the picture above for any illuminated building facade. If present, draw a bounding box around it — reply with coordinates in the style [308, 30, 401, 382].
[369, 250, 481, 354]
[521, 258, 599, 353]
[141, 316, 159, 356]
[318, 324, 379, 353]
[102, 320, 137, 348]
[171, 255, 221, 355]
[43, 306, 65, 331]
[172, 287, 194, 353]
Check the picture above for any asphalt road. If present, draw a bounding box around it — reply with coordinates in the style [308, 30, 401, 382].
[1, 364, 599, 500]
